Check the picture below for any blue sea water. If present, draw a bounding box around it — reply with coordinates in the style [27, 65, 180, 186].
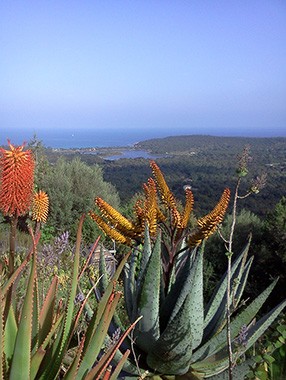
[2, 127, 178, 148]
[2, 126, 285, 149]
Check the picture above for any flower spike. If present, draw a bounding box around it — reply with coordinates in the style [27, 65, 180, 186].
[32, 190, 49, 223]
[0, 140, 35, 216]
[188, 188, 231, 247]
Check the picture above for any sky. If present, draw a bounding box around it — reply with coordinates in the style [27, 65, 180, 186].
[1, 1, 286, 145]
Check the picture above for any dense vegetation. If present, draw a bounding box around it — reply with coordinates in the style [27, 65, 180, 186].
[35, 135, 286, 219]
[0, 135, 285, 378]
[22, 135, 286, 305]
[104, 135, 286, 216]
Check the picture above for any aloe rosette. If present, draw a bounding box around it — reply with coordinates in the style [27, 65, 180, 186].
[99, 228, 286, 379]
[92, 161, 286, 379]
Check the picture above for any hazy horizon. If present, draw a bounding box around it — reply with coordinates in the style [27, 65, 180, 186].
[2, 126, 285, 149]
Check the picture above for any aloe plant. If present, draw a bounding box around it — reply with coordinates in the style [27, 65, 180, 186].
[97, 227, 285, 379]
[0, 140, 141, 379]
[1, 215, 137, 380]
[92, 161, 286, 379]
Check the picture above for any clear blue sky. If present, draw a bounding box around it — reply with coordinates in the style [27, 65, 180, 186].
[1, 1, 286, 141]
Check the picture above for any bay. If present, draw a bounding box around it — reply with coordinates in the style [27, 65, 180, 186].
[104, 149, 166, 160]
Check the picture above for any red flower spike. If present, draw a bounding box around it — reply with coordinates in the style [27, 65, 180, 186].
[0, 140, 35, 217]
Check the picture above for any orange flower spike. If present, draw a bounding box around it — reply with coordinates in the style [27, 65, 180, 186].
[32, 190, 49, 223]
[150, 161, 176, 209]
[95, 197, 135, 232]
[180, 188, 194, 229]
[0, 140, 35, 216]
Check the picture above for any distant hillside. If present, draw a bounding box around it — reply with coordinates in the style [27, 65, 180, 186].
[135, 135, 286, 159]
[39, 134, 285, 217]
[102, 135, 286, 216]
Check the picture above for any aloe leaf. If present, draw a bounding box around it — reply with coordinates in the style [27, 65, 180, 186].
[76, 291, 121, 379]
[190, 356, 230, 378]
[147, 294, 193, 375]
[1, 233, 40, 300]
[160, 246, 200, 332]
[30, 348, 46, 380]
[109, 349, 131, 380]
[159, 248, 192, 329]
[124, 248, 139, 321]
[203, 241, 251, 338]
[102, 327, 139, 374]
[9, 246, 37, 379]
[38, 276, 58, 347]
[135, 232, 161, 351]
[244, 298, 286, 351]
[163, 246, 204, 351]
[135, 226, 152, 297]
[205, 359, 254, 379]
[232, 256, 254, 310]
[187, 248, 204, 349]
[192, 278, 280, 363]
[60, 215, 83, 350]
[108, 348, 139, 376]
[4, 305, 17, 369]
[1, 252, 31, 298]
[32, 279, 39, 354]
[83, 316, 141, 380]
[206, 255, 254, 341]
[83, 251, 130, 357]
[39, 215, 85, 379]
[63, 336, 85, 380]
[31, 313, 64, 379]
[192, 298, 286, 378]
[188, 248, 204, 350]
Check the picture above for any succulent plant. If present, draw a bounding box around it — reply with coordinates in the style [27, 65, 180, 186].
[0, 139, 141, 379]
[92, 162, 286, 379]
[98, 227, 286, 379]
[0, 215, 138, 380]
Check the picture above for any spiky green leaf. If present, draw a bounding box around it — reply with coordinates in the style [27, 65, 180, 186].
[203, 241, 251, 339]
[192, 278, 280, 363]
[9, 249, 37, 379]
[135, 232, 161, 351]
[147, 295, 193, 375]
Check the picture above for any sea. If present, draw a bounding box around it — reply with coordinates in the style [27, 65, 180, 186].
[2, 126, 285, 149]
[2, 127, 179, 149]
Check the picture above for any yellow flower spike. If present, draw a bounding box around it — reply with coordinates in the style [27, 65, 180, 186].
[197, 188, 231, 228]
[32, 190, 49, 223]
[144, 178, 159, 236]
[150, 161, 177, 209]
[171, 206, 182, 228]
[95, 197, 136, 233]
[0, 140, 35, 217]
[89, 211, 131, 245]
[188, 188, 230, 248]
[180, 188, 194, 229]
